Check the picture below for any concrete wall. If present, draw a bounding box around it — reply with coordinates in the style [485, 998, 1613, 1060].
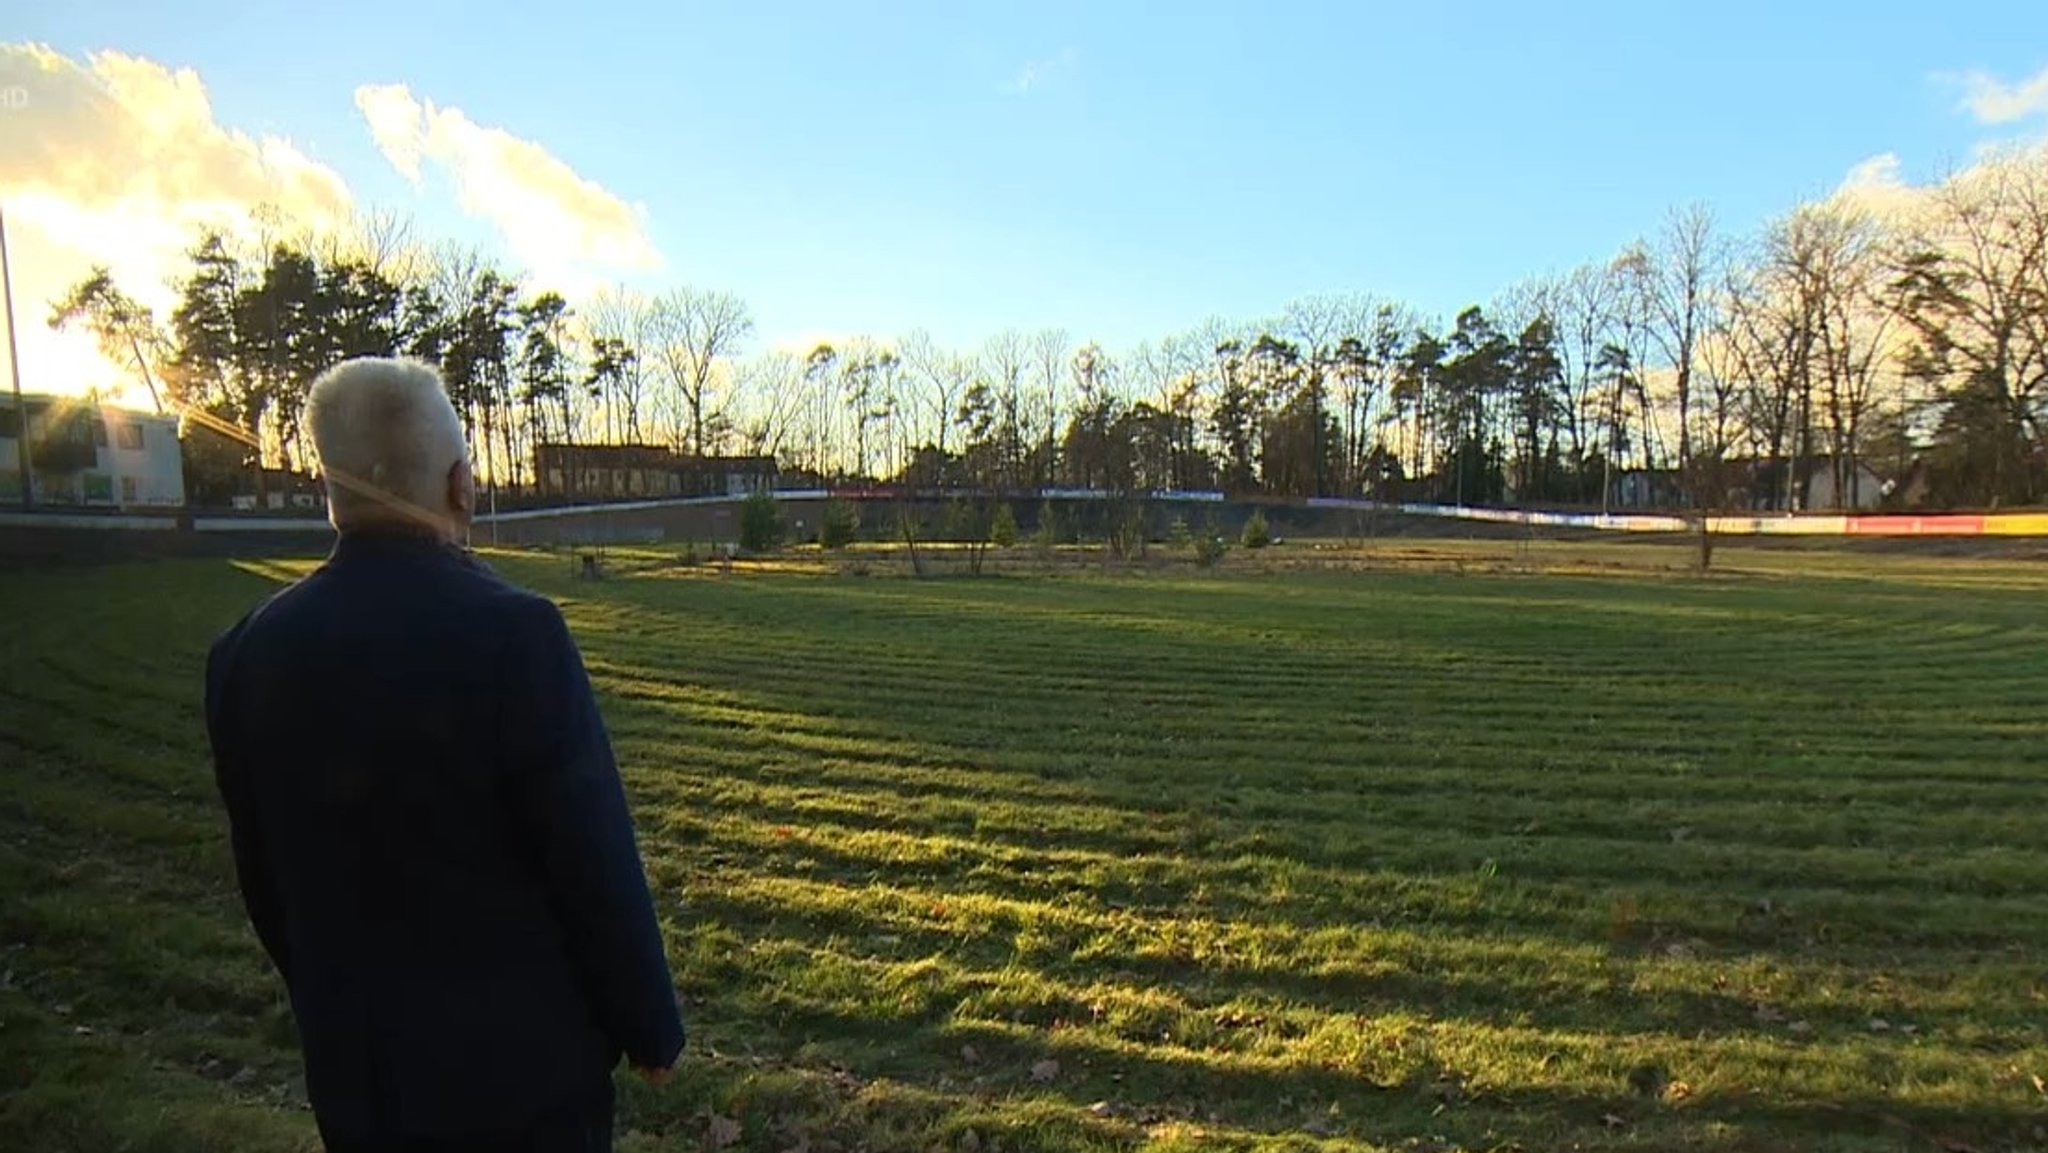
[469, 493, 1462, 549]
[477, 495, 830, 548]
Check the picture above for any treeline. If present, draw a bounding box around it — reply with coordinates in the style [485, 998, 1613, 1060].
[49, 149, 2048, 511]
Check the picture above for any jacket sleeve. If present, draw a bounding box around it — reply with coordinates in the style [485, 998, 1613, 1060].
[502, 596, 685, 1070]
[204, 629, 293, 981]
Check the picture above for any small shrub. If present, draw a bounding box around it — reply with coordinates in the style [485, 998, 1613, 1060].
[1194, 513, 1229, 568]
[1168, 515, 1193, 551]
[1033, 502, 1059, 558]
[942, 498, 994, 575]
[1240, 509, 1271, 549]
[990, 503, 1019, 548]
[739, 489, 784, 553]
[820, 499, 861, 550]
[942, 497, 979, 541]
[1108, 504, 1148, 560]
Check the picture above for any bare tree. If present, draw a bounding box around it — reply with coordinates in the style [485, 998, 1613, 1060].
[1608, 246, 1667, 475]
[1545, 263, 1620, 491]
[1715, 205, 1879, 510]
[1281, 294, 1355, 358]
[1812, 211, 1894, 507]
[1722, 250, 1804, 507]
[648, 286, 754, 457]
[1125, 338, 1195, 489]
[802, 343, 841, 478]
[1891, 152, 2048, 505]
[980, 329, 1031, 486]
[1029, 327, 1072, 485]
[585, 287, 658, 443]
[898, 329, 973, 456]
[730, 351, 806, 460]
[832, 336, 896, 480]
[311, 207, 425, 287]
[1642, 204, 1722, 477]
[1690, 273, 1754, 511]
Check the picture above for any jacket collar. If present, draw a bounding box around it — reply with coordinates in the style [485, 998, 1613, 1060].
[331, 526, 470, 564]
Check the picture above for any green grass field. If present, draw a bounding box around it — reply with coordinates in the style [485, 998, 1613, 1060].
[3, 541, 2046, 1152]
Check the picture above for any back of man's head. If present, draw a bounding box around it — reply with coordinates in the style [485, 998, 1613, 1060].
[305, 357, 472, 538]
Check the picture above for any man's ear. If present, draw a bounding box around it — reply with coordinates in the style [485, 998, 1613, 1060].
[448, 458, 477, 518]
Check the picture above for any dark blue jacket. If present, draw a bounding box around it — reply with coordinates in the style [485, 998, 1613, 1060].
[204, 530, 684, 1139]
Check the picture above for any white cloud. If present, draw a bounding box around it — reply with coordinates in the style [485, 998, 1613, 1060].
[1008, 47, 1079, 95]
[1956, 64, 2048, 125]
[1832, 151, 1931, 222]
[1840, 151, 1903, 190]
[351, 83, 661, 293]
[0, 42, 355, 401]
[355, 83, 425, 183]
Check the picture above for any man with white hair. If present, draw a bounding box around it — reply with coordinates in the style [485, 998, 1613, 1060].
[204, 357, 683, 1151]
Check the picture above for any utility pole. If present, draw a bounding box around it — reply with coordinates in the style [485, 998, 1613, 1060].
[1, 201, 31, 510]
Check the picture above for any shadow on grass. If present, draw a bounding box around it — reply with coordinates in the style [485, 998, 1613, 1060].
[677, 885, 1771, 1045]
[625, 998, 2047, 1153]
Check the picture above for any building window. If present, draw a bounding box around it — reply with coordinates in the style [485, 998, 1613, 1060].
[116, 423, 144, 450]
[0, 406, 19, 438]
[121, 476, 138, 503]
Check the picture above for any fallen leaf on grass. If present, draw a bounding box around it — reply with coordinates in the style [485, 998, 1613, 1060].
[1601, 1113, 1628, 1129]
[959, 1044, 982, 1065]
[707, 1114, 742, 1149]
[1663, 1080, 1694, 1102]
[1029, 1059, 1060, 1083]
[2031, 1072, 2045, 1097]
[1086, 1101, 1115, 1119]
[1866, 1017, 1891, 1032]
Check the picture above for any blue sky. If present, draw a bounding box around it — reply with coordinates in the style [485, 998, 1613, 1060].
[9, 0, 2048, 361]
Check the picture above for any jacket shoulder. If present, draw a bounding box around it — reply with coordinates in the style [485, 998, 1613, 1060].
[457, 560, 565, 627]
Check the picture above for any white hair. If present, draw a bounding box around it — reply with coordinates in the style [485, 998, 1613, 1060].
[305, 357, 467, 525]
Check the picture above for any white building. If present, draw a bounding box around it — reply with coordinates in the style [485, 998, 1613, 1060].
[0, 393, 185, 509]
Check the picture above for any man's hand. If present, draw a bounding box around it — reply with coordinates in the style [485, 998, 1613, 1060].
[635, 1063, 674, 1087]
